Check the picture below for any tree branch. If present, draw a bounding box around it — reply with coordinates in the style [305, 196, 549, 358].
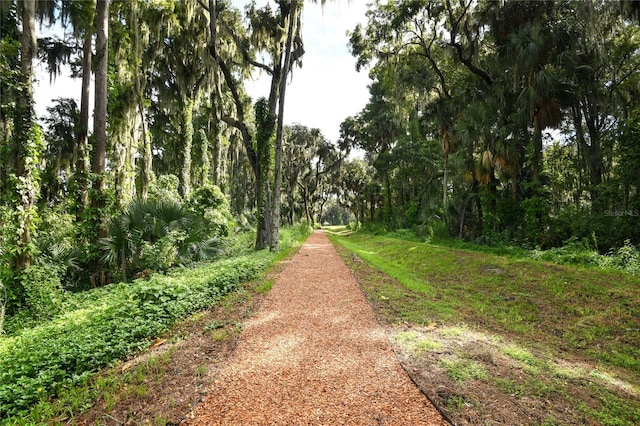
[220, 19, 274, 75]
[414, 18, 452, 99]
[445, 0, 494, 86]
[196, 0, 208, 12]
[213, 53, 258, 169]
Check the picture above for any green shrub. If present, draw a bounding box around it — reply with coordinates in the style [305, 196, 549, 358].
[420, 220, 451, 243]
[0, 225, 312, 420]
[139, 230, 183, 272]
[346, 221, 360, 231]
[0, 252, 272, 419]
[521, 193, 550, 248]
[101, 195, 228, 278]
[147, 174, 181, 204]
[188, 185, 234, 237]
[601, 240, 640, 275]
[188, 184, 226, 211]
[19, 264, 65, 322]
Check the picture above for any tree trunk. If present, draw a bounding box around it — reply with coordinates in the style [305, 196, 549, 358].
[573, 102, 604, 212]
[443, 153, 449, 209]
[180, 98, 194, 197]
[199, 128, 210, 185]
[256, 178, 271, 250]
[211, 90, 222, 187]
[92, 0, 109, 238]
[207, 3, 223, 188]
[13, 0, 38, 272]
[384, 170, 392, 226]
[208, 0, 264, 246]
[532, 111, 543, 183]
[288, 176, 296, 225]
[137, 97, 152, 198]
[74, 8, 94, 217]
[134, 4, 152, 199]
[303, 187, 311, 224]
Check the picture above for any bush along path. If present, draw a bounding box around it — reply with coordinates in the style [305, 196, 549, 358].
[183, 230, 447, 425]
[0, 251, 278, 423]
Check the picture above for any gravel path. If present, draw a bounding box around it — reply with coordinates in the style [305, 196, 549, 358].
[183, 230, 447, 425]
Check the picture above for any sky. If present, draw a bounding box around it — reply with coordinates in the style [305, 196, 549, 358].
[34, 0, 372, 144]
[236, 0, 371, 142]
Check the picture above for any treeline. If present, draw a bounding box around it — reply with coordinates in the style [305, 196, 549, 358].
[3, 0, 640, 326]
[0, 0, 346, 323]
[336, 0, 640, 251]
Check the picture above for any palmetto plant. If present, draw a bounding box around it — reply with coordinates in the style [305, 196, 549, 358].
[101, 197, 224, 281]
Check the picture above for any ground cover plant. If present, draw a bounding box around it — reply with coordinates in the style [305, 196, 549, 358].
[0, 225, 311, 423]
[328, 229, 640, 425]
[430, 232, 640, 276]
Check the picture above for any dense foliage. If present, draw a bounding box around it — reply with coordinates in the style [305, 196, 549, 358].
[0, 0, 639, 418]
[337, 0, 640, 252]
[0, 223, 310, 420]
[0, 0, 337, 321]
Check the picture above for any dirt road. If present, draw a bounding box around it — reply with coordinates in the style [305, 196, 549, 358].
[183, 230, 447, 425]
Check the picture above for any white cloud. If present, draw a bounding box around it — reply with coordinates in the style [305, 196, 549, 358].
[242, 0, 371, 142]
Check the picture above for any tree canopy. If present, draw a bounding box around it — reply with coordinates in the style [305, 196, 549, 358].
[343, 0, 640, 249]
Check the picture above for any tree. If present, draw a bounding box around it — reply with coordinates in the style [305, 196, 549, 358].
[151, 0, 215, 199]
[0, 2, 20, 198]
[41, 98, 80, 204]
[345, 0, 640, 247]
[12, 0, 41, 272]
[271, 0, 302, 252]
[203, 0, 304, 250]
[75, 0, 95, 215]
[92, 0, 109, 212]
[337, 158, 370, 226]
[88, 0, 109, 283]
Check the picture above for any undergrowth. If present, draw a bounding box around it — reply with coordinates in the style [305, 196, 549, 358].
[372, 227, 640, 275]
[0, 225, 311, 422]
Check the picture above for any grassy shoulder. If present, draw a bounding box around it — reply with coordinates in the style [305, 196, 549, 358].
[328, 229, 640, 425]
[0, 225, 311, 424]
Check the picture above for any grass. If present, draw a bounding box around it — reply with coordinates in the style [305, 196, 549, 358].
[329, 229, 640, 425]
[439, 358, 488, 383]
[395, 330, 443, 355]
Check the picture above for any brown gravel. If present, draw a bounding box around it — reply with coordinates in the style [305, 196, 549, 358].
[183, 230, 447, 425]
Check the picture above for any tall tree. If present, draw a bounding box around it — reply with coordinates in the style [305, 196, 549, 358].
[89, 0, 109, 281]
[203, 0, 303, 250]
[12, 0, 41, 271]
[74, 0, 95, 217]
[41, 98, 79, 204]
[0, 2, 20, 198]
[152, 0, 215, 198]
[270, 0, 302, 251]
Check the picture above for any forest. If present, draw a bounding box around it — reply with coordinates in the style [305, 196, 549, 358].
[0, 0, 639, 422]
[1, 0, 639, 328]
